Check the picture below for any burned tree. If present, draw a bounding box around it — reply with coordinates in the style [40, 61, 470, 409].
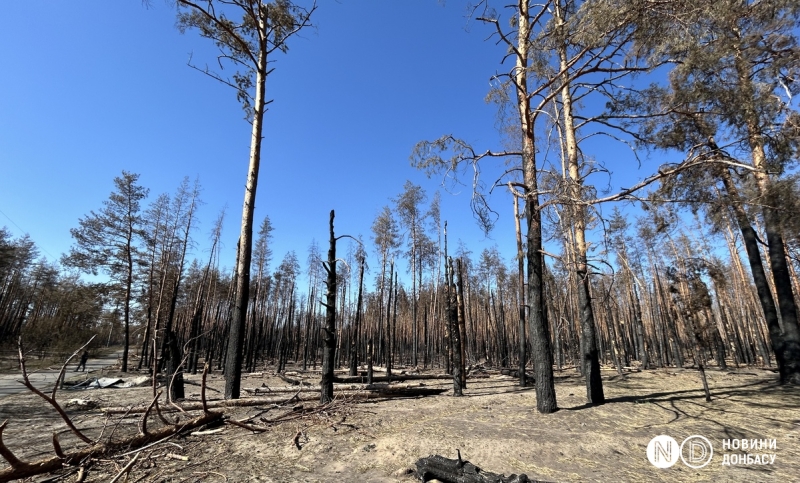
[176, 0, 316, 399]
[665, 259, 726, 402]
[320, 210, 361, 404]
[321, 211, 338, 404]
[447, 257, 464, 396]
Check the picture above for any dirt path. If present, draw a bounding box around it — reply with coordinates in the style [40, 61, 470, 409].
[0, 349, 125, 398]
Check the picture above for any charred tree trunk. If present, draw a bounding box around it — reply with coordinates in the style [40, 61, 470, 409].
[386, 260, 395, 381]
[515, 1, 557, 413]
[514, 192, 527, 386]
[448, 258, 463, 396]
[165, 331, 185, 402]
[321, 210, 337, 405]
[456, 258, 468, 389]
[367, 338, 374, 385]
[348, 256, 364, 377]
[720, 167, 800, 384]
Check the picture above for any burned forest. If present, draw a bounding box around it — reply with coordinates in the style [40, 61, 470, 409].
[1, 0, 800, 482]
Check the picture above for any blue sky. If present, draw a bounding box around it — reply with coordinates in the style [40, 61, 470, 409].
[0, 1, 657, 283]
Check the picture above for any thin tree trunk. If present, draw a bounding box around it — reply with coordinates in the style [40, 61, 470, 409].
[448, 258, 463, 397]
[321, 211, 337, 404]
[513, 192, 527, 386]
[516, 0, 557, 413]
[555, 3, 603, 404]
[349, 256, 364, 376]
[720, 168, 800, 383]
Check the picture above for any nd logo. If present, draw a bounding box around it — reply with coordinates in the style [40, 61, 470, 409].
[647, 435, 713, 469]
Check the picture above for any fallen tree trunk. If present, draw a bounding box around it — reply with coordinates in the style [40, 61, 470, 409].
[415, 453, 543, 483]
[277, 373, 313, 386]
[104, 385, 448, 414]
[334, 373, 489, 384]
[243, 382, 441, 394]
[243, 386, 320, 394]
[0, 411, 222, 483]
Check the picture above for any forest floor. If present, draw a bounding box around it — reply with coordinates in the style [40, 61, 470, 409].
[0, 361, 798, 483]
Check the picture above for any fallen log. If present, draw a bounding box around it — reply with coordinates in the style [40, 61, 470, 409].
[243, 386, 320, 394]
[104, 384, 448, 414]
[415, 453, 544, 483]
[104, 392, 311, 414]
[0, 411, 222, 482]
[334, 373, 490, 384]
[243, 382, 440, 394]
[364, 385, 448, 397]
[277, 373, 313, 386]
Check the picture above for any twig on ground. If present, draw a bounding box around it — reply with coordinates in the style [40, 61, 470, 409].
[226, 418, 267, 433]
[108, 452, 140, 483]
[166, 452, 189, 461]
[106, 406, 134, 443]
[139, 391, 163, 436]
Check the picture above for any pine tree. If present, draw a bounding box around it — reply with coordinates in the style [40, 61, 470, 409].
[176, 0, 316, 398]
[63, 171, 148, 372]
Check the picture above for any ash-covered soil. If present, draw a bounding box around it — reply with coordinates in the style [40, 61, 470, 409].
[0, 364, 798, 482]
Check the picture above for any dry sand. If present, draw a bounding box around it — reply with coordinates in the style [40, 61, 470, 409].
[0, 364, 798, 482]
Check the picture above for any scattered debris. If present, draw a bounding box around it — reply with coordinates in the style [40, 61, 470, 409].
[65, 398, 100, 410]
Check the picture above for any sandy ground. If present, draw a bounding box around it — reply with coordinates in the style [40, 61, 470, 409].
[0, 364, 798, 482]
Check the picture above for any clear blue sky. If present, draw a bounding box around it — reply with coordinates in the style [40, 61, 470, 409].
[0, 1, 656, 283]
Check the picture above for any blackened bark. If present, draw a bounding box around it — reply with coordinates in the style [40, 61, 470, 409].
[348, 258, 364, 376]
[392, 271, 399, 378]
[367, 338, 374, 385]
[386, 260, 394, 381]
[448, 258, 463, 397]
[187, 293, 204, 374]
[415, 453, 535, 483]
[166, 331, 185, 401]
[527, 200, 558, 413]
[762, 201, 800, 384]
[578, 266, 604, 405]
[443, 221, 452, 376]
[632, 284, 647, 370]
[721, 170, 800, 383]
[456, 259, 468, 390]
[321, 210, 337, 404]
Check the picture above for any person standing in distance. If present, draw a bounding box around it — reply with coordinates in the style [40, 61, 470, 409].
[76, 351, 89, 372]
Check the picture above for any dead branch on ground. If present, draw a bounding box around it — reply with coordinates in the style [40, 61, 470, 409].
[0, 410, 222, 482]
[0, 341, 224, 482]
[16, 338, 94, 445]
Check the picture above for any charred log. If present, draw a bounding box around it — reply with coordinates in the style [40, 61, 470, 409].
[415, 452, 545, 483]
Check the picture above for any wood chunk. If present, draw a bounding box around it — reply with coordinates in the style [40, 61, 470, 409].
[415, 454, 547, 483]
